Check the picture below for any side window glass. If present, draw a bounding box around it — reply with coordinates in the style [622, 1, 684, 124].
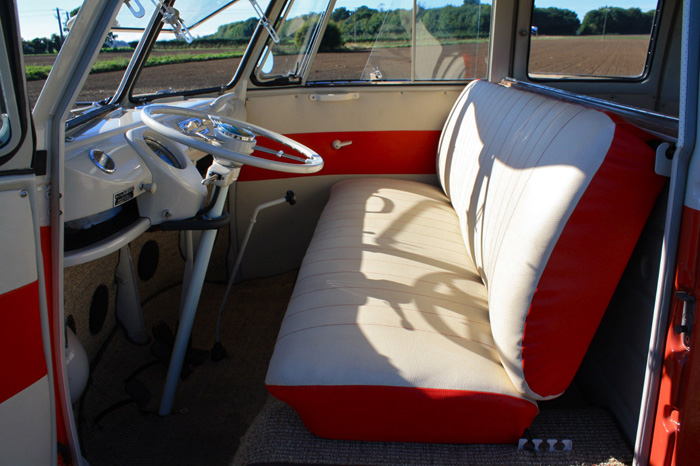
[0, 81, 9, 148]
[256, 0, 491, 84]
[0, 19, 23, 161]
[528, 2, 659, 79]
[414, 0, 490, 81]
[255, 0, 331, 83]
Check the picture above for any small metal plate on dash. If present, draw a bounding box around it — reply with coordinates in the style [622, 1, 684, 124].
[114, 186, 134, 207]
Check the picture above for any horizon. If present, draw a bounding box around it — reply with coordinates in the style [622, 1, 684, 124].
[17, 0, 658, 42]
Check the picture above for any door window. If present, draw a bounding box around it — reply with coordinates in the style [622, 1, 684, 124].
[255, 0, 491, 84]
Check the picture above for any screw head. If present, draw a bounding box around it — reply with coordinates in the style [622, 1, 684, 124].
[19, 190, 27, 198]
[162, 210, 172, 219]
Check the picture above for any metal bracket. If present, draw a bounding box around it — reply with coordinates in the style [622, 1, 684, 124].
[518, 438, 572, 452]
[249, 0, 280, 43]
[654, 141, 675, 177]
[202, 160, 241, 187]
[125, 0, 145, 18]
[152, 0, 193, 43]
[675, 291, 696, 347]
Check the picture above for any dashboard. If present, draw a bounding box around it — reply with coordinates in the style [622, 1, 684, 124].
[62, 99, 216, 265]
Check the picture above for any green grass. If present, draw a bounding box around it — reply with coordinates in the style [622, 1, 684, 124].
[25, 51, 245, 81]
[25, 65, 53, 81]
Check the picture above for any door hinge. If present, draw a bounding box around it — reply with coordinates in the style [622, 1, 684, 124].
[675, 291, 695, 347]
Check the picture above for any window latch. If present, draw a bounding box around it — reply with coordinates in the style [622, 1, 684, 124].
[249, 0, 280, 44]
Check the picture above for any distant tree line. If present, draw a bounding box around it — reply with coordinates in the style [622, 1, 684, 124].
[22, 3, 657, 57]
[22, 35, 64, 54]
[324, 1, 490, 43]
[209, 18, 260, 42]
[532, 8, 580, 35]
[532, 6, 655, 36]
[205, 2, 655, 55]
[579, 7, 655, 35]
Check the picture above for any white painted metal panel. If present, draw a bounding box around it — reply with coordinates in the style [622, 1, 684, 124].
[0, 189, 37, 295]
[0, 376, 53, 466]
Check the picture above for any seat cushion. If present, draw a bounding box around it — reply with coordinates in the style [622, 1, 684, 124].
[266, 178, 538, 443]
[437, 81, 665, 399]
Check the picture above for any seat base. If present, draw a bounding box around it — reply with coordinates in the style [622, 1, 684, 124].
[266, 178, 537, 444]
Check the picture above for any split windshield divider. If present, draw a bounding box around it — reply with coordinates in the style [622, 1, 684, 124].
[299, 0, 336, 86]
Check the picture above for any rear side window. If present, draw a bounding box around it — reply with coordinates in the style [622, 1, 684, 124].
[0, 20, 23, 162]
[255, 0, 491, 85]
[528, 1, 659, 79]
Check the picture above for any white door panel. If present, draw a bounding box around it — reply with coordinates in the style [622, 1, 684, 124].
[236, 84, 466, 279]
[0, 2, 55, 464]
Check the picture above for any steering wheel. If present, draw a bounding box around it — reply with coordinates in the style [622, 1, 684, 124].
[141, 105, 323, 174]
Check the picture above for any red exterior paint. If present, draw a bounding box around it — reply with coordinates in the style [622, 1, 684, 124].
[267, 384, 538, 444]
[649, 206, 700, 466]
[40, 226, 71, 462]
[238, 130, 441, 182]
[522, 118, 665, 397]
[0, 280, 47, 404]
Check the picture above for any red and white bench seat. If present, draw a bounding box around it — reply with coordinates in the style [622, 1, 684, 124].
[265, 80, 665, 443]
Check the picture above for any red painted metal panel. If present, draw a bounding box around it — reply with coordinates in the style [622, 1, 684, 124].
[39, 226, 71, 459]
[0, 280, 47, 404]
[649, 206, 700, 465]
[238, 130, 441, 182]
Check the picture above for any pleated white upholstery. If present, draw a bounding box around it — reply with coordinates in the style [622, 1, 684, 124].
[266, 81, 664, 443]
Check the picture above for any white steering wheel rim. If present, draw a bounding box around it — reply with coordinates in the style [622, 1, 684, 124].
[140, 104, 324, 174]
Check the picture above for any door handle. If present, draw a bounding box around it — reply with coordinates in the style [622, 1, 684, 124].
[309, 93, 360, 102]
[332, 140, 353, 150]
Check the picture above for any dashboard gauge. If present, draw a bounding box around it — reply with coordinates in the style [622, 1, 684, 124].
[144, 136, 182, 169]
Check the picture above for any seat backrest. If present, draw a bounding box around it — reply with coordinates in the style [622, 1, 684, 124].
[437, 80, 664, 399]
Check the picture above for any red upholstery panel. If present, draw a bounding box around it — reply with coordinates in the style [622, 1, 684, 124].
[267, 384, 538, 444]
[522, 120, 665, 397]
[238, 130, 440, 181]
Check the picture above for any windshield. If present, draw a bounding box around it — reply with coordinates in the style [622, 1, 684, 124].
[19, 0, 269, 109]
[131, 0, 270, 99]
[21, 2, 156, 109]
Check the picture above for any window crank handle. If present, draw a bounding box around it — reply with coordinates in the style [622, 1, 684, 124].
[332, 140, 353, 150]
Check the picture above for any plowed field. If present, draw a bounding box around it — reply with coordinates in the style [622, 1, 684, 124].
[529, 35, 649, 77]
[25, 36, 649, 108]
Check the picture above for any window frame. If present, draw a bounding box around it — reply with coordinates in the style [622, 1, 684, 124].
[0, 7, 29, 167]
[525, 1, 664, 83]
[121, 0, 274, 106]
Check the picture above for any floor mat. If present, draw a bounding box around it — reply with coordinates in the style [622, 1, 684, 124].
[79, 272, 297, 466]
[79, 269, 633, 466]
[232, 395, 632, 466]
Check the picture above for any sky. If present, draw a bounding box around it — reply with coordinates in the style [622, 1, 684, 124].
[16, 0, 660, 41]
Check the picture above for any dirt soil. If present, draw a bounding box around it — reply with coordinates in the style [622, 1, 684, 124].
[529, 36, 649, 77]
[25, 37, 646, 108]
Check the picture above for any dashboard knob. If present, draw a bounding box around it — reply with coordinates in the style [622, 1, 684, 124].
[141, 182, 157, 194]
